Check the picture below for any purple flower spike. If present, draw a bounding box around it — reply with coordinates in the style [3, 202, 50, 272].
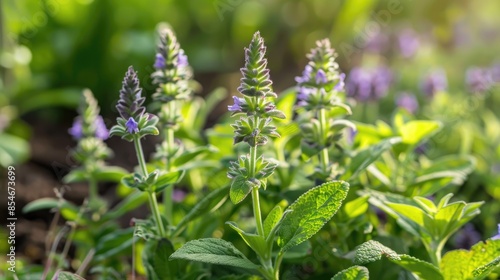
[177, 50, 188, 67]
[228, 96, 243, 112]
[315, 69, 327, 84]
[126, 117, 139, 134]
[95, 115, 109, 140]
[421, 69, 448, 97]
[69, 118, 83, 140]
[335, 73, 346, 91]
[492, 224, 500, 240]
[154, 53, 166, 69]
[396, 93, 419, 114]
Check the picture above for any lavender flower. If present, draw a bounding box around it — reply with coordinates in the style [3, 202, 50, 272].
[315, 69, 327, 84]
[69, 118, 83, 140]
[466, 67, 493, 93]
[490, 63, 500, 83]
[454, 223, 481, 249]
[152, 27, 193, 103]
[295, 65, 313, 84]
[398, 28, 420, 58]
[125, 117, 139, 134]
[396, 93, 419, 114]
[421, 69, 448, 97]
[346, 66, 393, 101]
[335, 73, 345, 91]
[154, 53, 166, 69]
[177, 49, 188, 67]
[492, 224, 500, 240]
[172, 188, 187, 202]
[116, 66, 145, 120]
[228, 96, 244, 112]
[95, 116, 109, 140]
[365, 31, 389, 54]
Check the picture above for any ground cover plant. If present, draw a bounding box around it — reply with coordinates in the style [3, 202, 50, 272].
[9, 25, 499, 280]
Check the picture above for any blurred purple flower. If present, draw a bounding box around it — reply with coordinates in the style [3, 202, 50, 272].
[125, 117, 139, 134]
[228, 96, 243, 112]
[398, 28, 420, 58]
[335, 73, 345, 91]
[492, 224, 500, 240]
[69, 118, 83, 140]
[172, 188, 187, 202]
[177, 50, 188, 67]
[365, 32, 389, 54]
[295, 65, 313, 84]
[454, 223, 481, 249]
[396, 93, 419, 114]
[95, 116, 109, 140]
[466, 67, 493, 93]
[297, 87, 315, 103]
[154, 53, 166, 69]
[315, 69, 327, 84]
[421, 69, 448, 97]
[415, 142, 428, 155]
[346, 66, 392, 101]
[346, 127, 357, 145]
[490, 63, 500, 83]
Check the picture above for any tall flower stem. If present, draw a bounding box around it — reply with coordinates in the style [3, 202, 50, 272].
[133, 135, 166, 237]
[88, 175, 98, 204]
[250, 115, 265, 237]
[318, 108, 330, 175]
[163, 101, 176, 226]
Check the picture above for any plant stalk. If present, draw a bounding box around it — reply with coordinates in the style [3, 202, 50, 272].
[133, 135, 166, 237]
[318, 108, 329, 175]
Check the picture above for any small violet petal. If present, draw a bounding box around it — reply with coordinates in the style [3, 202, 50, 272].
[126, 117, 139, 134]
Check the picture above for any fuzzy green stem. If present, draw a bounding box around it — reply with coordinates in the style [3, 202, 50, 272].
[133, 135, 166, 237]
[88, 176, 98, 204]
[273, 251, 285, 280]
[251, 186, 265, 237]
[163, 101, 176, 226]
[318, 108, 329, 175]
[424, 240, 443, 266]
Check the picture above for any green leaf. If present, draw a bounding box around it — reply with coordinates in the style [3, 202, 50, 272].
[63, 168, 87, 184]
[94, 228, 134, 262]
[94, 166, 129, 182]
[102, 191, 148, 221]
[354, 240, 401, 264]
[143, 238, 178, 280]
[440, 239, 500, 280]
[282, 240, 311, 259]
[331, 266, 369, 280]
[263, 205, 283, 238]
[0, 133, 30, 167]
[355, 240, 443, 280]
[226, 221, 269, 259]
[169, 238, 260, 270]
[52, 271, 86, 280]
[230, 176, 252, 204]
[173, 146, 213, 168]
[22, 198, 61, 213]
[399, 120, 441, 146]
[344, 137, 400, 180]
[343, 195, 369, 219]
[277, 180, 349, 252]
[155, 170, 185, 193]
[174, 186, 229, 237]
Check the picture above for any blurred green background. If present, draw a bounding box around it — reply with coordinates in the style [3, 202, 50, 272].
[3, 0, 500, 119]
